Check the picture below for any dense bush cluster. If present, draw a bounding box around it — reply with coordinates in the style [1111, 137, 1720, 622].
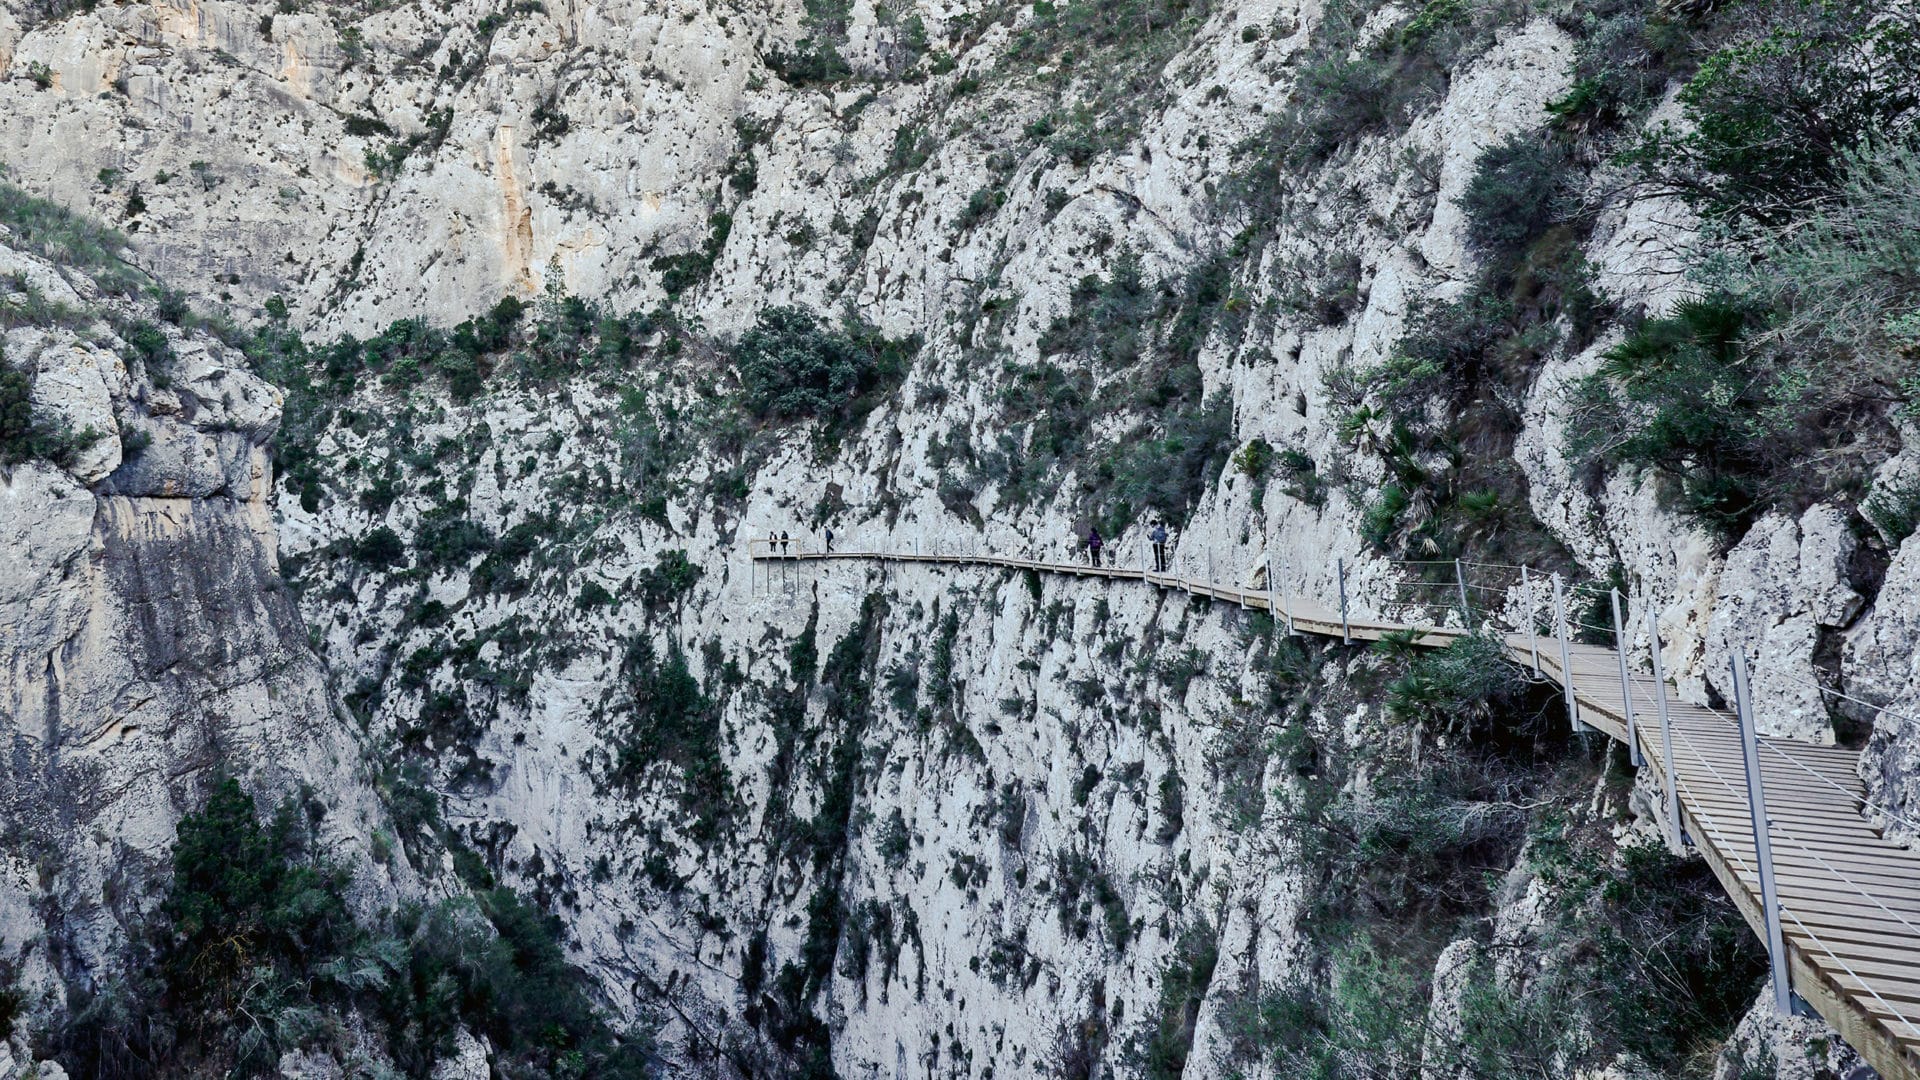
[1625, 0, 1920, 226]
[651, 213, 732, 297]
[637, 548, 703, 610]
[1037, 249, 1154, 368]
[1571, 140, 1920, 532]
[733, 305, 919, 436]
[1381, 631, 1530, 737]
[54, 778, 654, 1079]
[1329, 252, 1598, 567]
[1545, 0, 1920, 532]
[254, 288, 665, 513]
[1297, 0, 1920, 552]
[1545, 0, 1693, 136]
[1460, 136, 1574, 266]
[606, 637, 728, 838]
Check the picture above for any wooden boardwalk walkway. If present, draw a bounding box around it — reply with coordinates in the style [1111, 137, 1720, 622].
[751, 544, 1920, 1080]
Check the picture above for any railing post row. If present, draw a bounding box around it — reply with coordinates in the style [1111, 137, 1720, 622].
[1731, 651, 1793, 1018]
[1610, 588, 1642, 768]
[1552, 574, 1580, 732]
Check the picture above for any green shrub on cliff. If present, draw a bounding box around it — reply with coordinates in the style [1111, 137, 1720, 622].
[0, 174, 148, 296]
[56, 777, 657, 1078]
[1, 348, 99, 469]
[733, 305, 919, 435]
[1625, 0, 1920, 226]
[1568, 139, 1920, 531]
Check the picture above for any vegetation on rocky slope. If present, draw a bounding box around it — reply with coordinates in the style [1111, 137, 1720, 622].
[52, 778, 655, 1079]
[1205, 633, 1762, 1077]
[8, 0, 1913, 1068]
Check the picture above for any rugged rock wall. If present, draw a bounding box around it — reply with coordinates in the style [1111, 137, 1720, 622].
[0, 235, 406, 1056]
[3, 0, 1917, 1074]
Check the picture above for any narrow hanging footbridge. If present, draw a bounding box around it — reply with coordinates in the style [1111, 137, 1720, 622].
[749, 538, 1920, 1080]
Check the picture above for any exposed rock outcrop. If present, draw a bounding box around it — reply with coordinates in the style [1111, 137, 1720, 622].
[0, 245, 400, 1041]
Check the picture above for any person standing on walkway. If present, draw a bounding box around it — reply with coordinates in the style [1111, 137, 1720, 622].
[780, 530, 790, 555]
[824, 527, 834, 553]
[1150, 522, 1168, 572]
[1087, 526, 1103, 567]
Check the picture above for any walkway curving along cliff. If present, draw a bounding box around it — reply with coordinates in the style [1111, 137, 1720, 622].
[749, 539, 1920, 1080]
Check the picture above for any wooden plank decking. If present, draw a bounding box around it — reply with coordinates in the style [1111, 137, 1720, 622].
[752, 545, 1920, 1079]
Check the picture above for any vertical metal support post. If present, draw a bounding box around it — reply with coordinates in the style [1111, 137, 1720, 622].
[1266, 551, 1279, 625]
[1455, 558, 1470, 625]
[1732, 651, 1793, 1017]
[1523, 566, 1541, 676]
[1611, 588, 1642, 767]
[1553, 574, 1580, 732]
[1644, 608, 1685, 848]
[1278, 553, 1294, 634]
[1337, 558, 1351, 644]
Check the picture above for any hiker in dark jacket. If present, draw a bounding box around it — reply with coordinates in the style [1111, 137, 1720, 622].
[1150, 522, 1168, 572]
[780, 530, 790, 555]
[825, 527, 834, 553]
[1087, 526, 1103, 567]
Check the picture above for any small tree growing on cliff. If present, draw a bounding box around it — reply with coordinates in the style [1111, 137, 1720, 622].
[733, 305, 918, 436]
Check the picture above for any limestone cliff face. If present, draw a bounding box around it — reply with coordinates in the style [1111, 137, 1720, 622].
[3, 0, 1918, 1074]
[0, 238, 403, 1049]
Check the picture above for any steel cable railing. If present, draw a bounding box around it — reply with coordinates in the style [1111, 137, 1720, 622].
[1767, 818, 1920, 938]
[1669, 647, 1920, 1041]
[1781, 906, 1920, 1042]
[1762, 668, 1920, 733]
[1768, 821, 1920, 1041]
[1753, 739, 1920, 836]
[1614, 639, 1920, 838]
[1598, 629, 1920, 1046]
